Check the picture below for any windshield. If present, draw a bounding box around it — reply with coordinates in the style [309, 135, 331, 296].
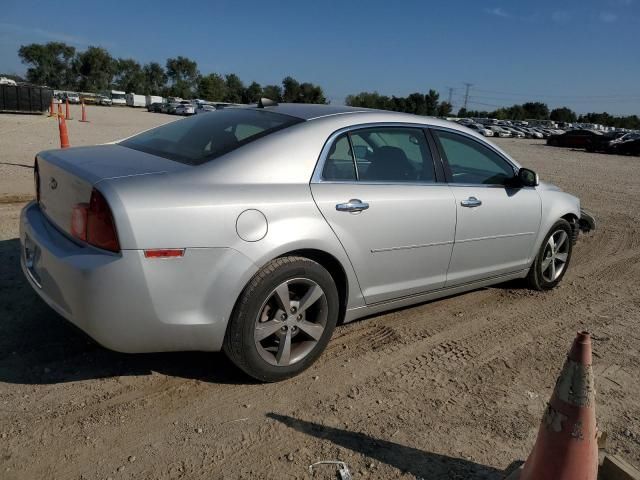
[120, 108, 303, 165]
[112, 93, 125, 100]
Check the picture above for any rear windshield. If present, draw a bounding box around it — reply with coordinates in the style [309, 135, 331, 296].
[120, 108, 303, 165]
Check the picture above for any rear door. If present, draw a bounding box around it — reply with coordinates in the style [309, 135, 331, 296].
[430, 128, 542, 285]
[311, 126, 456, 304]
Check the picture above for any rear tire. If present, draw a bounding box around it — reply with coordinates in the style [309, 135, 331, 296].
[223, 256, 339, 382]
[527, 219, 573, 291]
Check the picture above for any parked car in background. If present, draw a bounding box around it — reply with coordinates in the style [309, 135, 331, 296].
[585, 131, 627, 153]
[97, 95, 112, 106]
[489, 126, 512, 138]
[503, 127, 525, 138]
[611, 137, 640, 156]
[20, 103, 594, 381]
[63, 92, 81, 104]
[195, 103, 217, 114]
[547, 129, 603, 148]
[175, 101, 195, 116]
[465, 123, 494, 137]
[165, 102, 181, 114]
[147, 102, 163, 113]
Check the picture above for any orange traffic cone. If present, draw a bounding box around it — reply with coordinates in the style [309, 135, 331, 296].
[508, 331, 598, 480]
[48, 97, 55, 117]
[65, 98, 72, 120]
[57, 102, 62, 118]
[58, 115, 70, 149]
[79, 101, 89, 122]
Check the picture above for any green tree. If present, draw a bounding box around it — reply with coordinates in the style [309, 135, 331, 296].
[18, 42, 76, 89]
[197, 73, 226, 101]
[522, 102, 549, 120]
[424, 90, 440, 116]
[407, 92, 426, 115]
[261, 84, 283, 102]
[243, 81, 262, 103]
[437, 101, 453, 117]
[223, 73, 245, 103]
[166, 56, 199, 98]
[345, 91, 390, 109]
[281, 76, 327, 103]
[142, 62, 167, 95]
[113, 58, 145, 93]
[74, 46, 115, 92]
[282, 76, 301, 102]
[550, 107, 577, 123]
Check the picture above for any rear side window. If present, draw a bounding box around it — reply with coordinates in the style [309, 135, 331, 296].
[322, 127, 436, 183]
[322, 134, 357, 181]
[120, 109, 303, 165]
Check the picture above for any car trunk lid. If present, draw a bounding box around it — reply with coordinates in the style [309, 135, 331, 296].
[37, 144, 187, 237]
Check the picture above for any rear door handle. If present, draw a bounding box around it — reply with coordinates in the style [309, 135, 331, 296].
[460, 196, 482, 208]
[336, 199, 369, 212]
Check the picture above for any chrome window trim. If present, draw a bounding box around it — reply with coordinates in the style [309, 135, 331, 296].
[311, 122, 441, 185]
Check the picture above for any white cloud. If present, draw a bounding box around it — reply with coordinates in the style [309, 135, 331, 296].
[0, 22, 89, 46]
[484, 7, 511, 18]
[599, 12, 618, 22]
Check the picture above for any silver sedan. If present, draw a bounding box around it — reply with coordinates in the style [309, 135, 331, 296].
[20, 102, 594, 381]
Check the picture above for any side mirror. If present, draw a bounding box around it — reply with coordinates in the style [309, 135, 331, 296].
[517, 168, 539, 187]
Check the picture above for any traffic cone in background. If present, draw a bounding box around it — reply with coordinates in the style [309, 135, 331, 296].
[508, 331, 598, 480]
[79, 101, 89, 122]
[58, 115, 70, 149]
[57, 102, 62, 118]
[48, 98, 54, 117]
[65, 98, 72, 120]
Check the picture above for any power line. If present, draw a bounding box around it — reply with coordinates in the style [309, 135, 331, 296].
[472, 87, 639, 100]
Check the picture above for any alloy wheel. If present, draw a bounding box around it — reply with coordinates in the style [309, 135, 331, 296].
[541, 230, 570, 282]
[254, 278, 328, 367]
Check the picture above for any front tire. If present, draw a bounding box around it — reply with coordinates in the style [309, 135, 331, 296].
[223, 256, 339, 382]
[527, 219, 573, 291]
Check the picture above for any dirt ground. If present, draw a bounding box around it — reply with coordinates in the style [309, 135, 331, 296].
[0, 108, 639, 479]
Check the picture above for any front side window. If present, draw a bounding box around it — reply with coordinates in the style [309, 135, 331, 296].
[350, 127, 436, 183]
[432, 130, 515, 185]
[120, 109, 303, 165]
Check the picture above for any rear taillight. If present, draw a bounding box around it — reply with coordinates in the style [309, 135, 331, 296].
[34, 157, 40, 203]
[71, 189, 120, 252]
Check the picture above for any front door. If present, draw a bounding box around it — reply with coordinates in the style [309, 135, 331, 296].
[430, 128, 542, 285]
[311, 127, 456, 304]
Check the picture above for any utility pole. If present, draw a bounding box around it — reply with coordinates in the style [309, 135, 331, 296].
[463, 83, 473, 110]
[447, 87, 454, 105]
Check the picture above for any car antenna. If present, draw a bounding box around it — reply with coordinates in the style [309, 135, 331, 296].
[257, 97, 278, 108]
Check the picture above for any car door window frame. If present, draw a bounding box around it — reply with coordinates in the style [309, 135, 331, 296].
[312, 123, 447, 184]
[427, 126, 519, 187]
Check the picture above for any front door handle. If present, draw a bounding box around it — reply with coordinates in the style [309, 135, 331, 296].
[460, 196, 482, 208]
[336, 199, 369, 212]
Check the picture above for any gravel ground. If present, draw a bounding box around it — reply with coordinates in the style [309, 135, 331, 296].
[0, 106, 176, 202]
[0, 110, 639, 479]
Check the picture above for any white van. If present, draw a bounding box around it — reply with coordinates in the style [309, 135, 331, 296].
[110, 90, 126, 106]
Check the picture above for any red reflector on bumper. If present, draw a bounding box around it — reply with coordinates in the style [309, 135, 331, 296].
[144, 249, 185, 258]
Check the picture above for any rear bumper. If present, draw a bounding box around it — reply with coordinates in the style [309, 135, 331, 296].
[20, 202, 257, 353]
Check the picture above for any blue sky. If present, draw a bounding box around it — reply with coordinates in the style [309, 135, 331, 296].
[1, 0, 639, 115]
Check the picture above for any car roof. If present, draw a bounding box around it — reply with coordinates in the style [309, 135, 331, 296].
[251, 103, 463, 131]
[256, 103, 371, 120]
